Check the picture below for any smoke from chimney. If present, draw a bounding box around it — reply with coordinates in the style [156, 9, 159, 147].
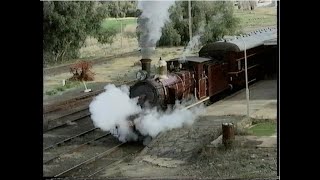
[137, 0, 175, 59]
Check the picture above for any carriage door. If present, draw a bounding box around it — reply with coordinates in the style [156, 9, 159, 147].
[198, 64, 207, 100]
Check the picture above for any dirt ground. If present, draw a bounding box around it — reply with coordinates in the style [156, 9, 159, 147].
[181, 136, 277, 179]
[97, 117, 277, 179]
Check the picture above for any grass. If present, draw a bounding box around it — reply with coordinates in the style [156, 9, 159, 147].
[248, 122, 276, 136]
[234, 7, 277, 33]
[45, 80, 82, 96]
[101, 18, 137, 31]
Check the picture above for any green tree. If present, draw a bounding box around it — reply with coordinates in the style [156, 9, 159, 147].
[158, 23, 181, 46]
[158, 1, 240, 46]
[200, 1, 240, 43]
[43, 1, 115, 65]
[103, 1, 138, 18]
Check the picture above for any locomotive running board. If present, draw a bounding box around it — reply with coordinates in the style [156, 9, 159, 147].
[183, 97, 210, 110]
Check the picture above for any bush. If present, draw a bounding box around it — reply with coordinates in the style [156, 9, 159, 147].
[157, 1, 239, 46]
[158, 23, 181, 46]
[45, 89, 58, 96]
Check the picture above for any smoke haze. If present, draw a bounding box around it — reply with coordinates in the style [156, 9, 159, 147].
[179, 22, 205, 62]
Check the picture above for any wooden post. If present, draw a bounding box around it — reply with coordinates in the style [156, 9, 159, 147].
[222, 123, 235, 147]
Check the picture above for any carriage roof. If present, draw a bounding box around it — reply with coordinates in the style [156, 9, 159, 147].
[169, 56, 212, 63]
[218, 27, 277, 52]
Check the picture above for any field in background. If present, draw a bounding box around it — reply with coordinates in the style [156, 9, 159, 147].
[234, 7, 277, 33]
[78, 18, 138, 60]
[101, 17, 137, 31]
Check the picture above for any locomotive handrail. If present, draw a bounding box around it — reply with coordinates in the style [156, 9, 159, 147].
[235, 53, 257, 61]
[227, 64, 259, 74]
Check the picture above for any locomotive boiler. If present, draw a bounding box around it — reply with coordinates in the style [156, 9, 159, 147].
[130, 57, 196, 109]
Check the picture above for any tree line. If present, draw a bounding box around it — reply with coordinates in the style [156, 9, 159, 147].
[158, 1, 239, 47]
[43, 1, 240, 65]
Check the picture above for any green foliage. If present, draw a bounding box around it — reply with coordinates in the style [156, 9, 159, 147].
[44, 81, 81, 96]
[158, 1, 240, 46]
[96, 28, 117, 45]
[102, 1, 138, 18]
[43, 1, 112, 64]
[158, 23, 181, 46]
[45, 89, 58, 96]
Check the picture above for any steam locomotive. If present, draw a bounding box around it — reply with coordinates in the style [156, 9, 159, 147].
[129, 27, 277, 109]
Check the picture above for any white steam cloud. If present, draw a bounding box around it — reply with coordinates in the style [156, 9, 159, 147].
[134, 104, 204, 137]
[89, 84, 142, 142]
[89, 84, 205, 142]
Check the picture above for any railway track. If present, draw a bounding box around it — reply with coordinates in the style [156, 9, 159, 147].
[65, 143, 145, 178]
[43, 80, 137, 114]
[44, 131, 110, 164]
[43, 116, 97, 148]
[43, 133, 130, 177]
[43, 97, 214, 178]
[44, 127, 99, 151]
[43, 113, 145, 178]
[43, 80, 137, 132]
[44, 106, 90, 132]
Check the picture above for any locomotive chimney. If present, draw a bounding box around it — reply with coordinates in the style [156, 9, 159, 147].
[140, 47, 155, 77]
[156, 57, 168, 79]
[140, 58, 151, 77]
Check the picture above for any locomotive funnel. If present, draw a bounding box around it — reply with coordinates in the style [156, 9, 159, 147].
[140, 58, 151, 77]
[139, 47, 155, 78]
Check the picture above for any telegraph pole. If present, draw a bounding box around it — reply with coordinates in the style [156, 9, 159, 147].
[188, 0, 192, 41]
